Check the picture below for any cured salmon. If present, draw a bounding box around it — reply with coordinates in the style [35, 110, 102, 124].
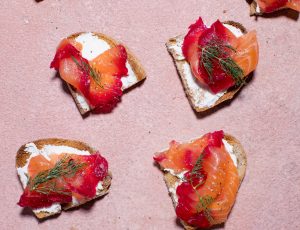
[182, 18, 259, 94]
[18, 152, 108, 209]
[154, 131, 240, 228]
[51, 38, 128, 113]
[256, 0, 300, 13]
[231, 31, 259, 77]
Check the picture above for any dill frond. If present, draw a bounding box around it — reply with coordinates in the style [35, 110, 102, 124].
[200, 37, 245, 86]
[28, 155, 86, 195]
[71, 55, 103, 88]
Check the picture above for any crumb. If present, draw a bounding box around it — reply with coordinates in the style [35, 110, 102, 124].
[223, 10, 227, 13]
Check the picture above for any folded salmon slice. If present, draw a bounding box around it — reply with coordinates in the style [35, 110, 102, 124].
[231, 30, 259, 77]
[287, 0, 300, 11]
[89, 45, 127, 112]
[154, 131, 239, 228]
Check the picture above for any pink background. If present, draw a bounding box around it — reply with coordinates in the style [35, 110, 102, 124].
[1, 0, 300, 229]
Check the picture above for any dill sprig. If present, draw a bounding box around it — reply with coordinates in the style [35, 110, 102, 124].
[188, 153, 205, 189]
[190, 151, 214, 224]
[34, 182, 71, 196]
[28, 155, 86, 195]
[200, 37, 245, 86]
[196, 196, 214, 212]
[195, 194, 214, 224]
[71, 55, 103, 88]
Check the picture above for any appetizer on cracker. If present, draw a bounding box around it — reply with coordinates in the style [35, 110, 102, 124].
[16, 138, 112, 219]
[154, 131, 247, 229]
[51, 33, 146, 115]
[166, 18, 259, 112]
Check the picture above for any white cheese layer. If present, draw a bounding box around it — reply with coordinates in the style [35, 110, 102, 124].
[168, 23, 243, 108]
[164, 169, 187, 180]
[168, 181, 181, 205]
[255, 2, 261, 13]
[182, 62, 225, 108]
[17, 142, 104, 214]
[164, 139, 237, 204]
[75, 32, 138, 90]
[34, 203, 62, 214]
[164, 169, 187, 205]
[74, 91, 90, 112]
[222, 139, 237, 166]
[223, 24, 244, 37]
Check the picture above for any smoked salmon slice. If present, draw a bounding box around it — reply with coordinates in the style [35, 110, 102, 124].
[231, 30, 259, 77]
[154, 131, 240, 228]
[287, 0, 300, 11]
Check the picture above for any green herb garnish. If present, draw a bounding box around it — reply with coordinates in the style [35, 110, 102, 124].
[195, 194, 214, 224]
[200, 37, 245, 86]
[71, 55, 103, 88]
[189, 151, 214, 224]
[28, 155, 86, 195]
[196, 195, 214, 212]
[188, 152, 205, 189]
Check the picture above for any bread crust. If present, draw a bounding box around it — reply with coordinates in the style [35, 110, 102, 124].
[166, 21, 251, 112]
[158, 133, 247, 229]
[16, 138, 112, 219]
[64, 32, 146, 115]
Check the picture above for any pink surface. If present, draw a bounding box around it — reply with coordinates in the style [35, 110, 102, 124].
[0, 0, 300, 229]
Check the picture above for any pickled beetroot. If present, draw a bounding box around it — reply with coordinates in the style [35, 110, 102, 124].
[65, 153, 108, 198]
[184, 169, 207, 188]
[187, 212, 211, 228]
[18, 188, 72, 209]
